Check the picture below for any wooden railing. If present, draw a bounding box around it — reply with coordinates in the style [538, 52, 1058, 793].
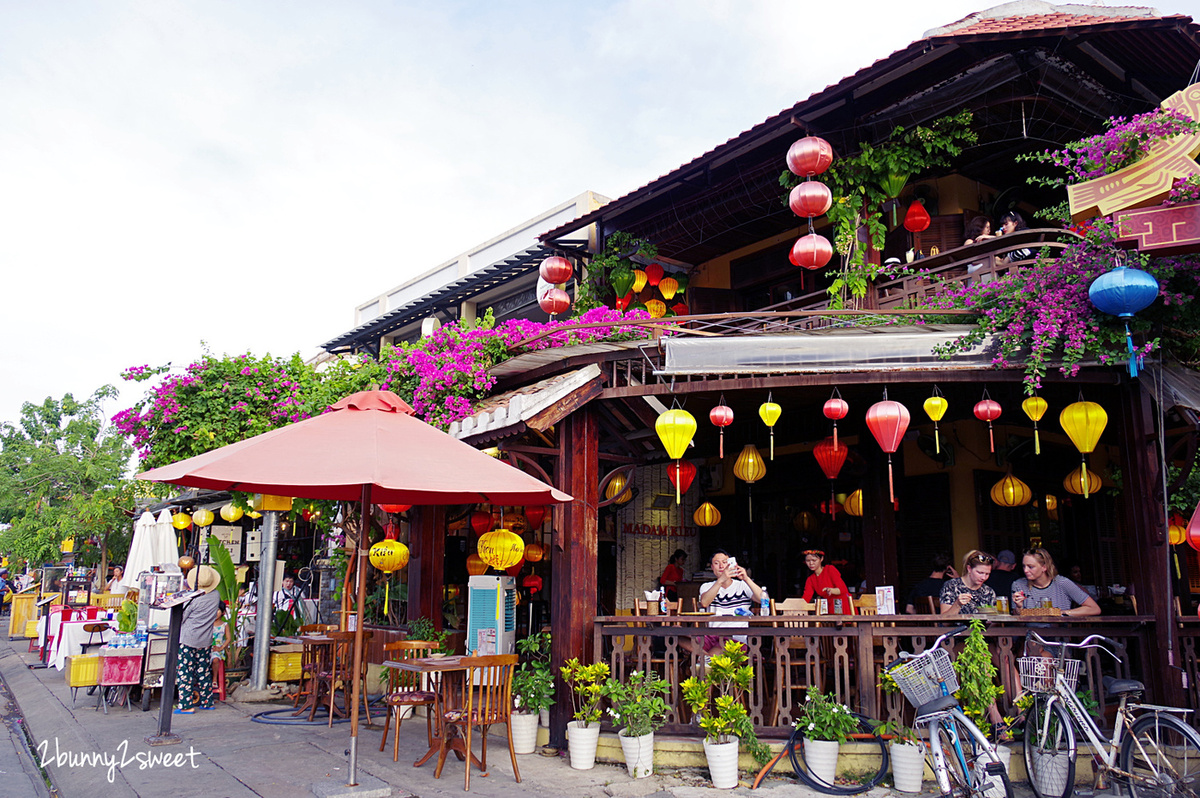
[592, 614, 1155, 737]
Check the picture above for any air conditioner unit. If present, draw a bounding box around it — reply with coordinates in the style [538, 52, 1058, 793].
[466, 575, 516, 656]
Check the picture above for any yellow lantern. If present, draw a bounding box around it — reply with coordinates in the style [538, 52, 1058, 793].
[923, 389, 948, 454]
[733, 444, 767, 522]
[1060, 400, 1107, 498]
[219, 503, 244, 523]
[694, 502, 721, 527]
[172, 512, 192, 530]
[656, 408, 697, 503]
[844, 489, 864, 517]
[246, 510, 262, 519]
[1169, 522, 1187, 546]
[1022, 395, 1049, 455]
[645, 299, 666, 318]
[1044, 494, 1058, 511]
[991, 473, 1033, 507]
[191, 508, 214, 527]
[605, 472, 633, 504]
[793, 510, 818, 533]
[524, 542, 545, 562]
[370, 538, 410, 609]
[758, 395, 782, 460]
[478, 529, 525, 570]
[466, 553, 488, 575]
[1063, 466, 1102, 496]
[658, 276, 679, 300]
[632, 269, 648, 293]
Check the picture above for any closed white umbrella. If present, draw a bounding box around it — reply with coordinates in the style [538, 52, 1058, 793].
[122, 511, 157, 590]
[153, 509, 179, 566]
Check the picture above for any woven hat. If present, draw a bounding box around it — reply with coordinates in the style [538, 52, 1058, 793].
[187, 565, 221, 594]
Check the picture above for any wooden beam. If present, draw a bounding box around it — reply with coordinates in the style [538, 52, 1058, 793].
[406, 505, 446, 631]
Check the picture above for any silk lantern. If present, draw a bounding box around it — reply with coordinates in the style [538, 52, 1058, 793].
[659, 276, 679, 300]
[813, 436, 848, 519]
[733, 444, 766, 521]
[632, 269, 648, 293]
[525, 543, 545, 563]
[672, 302, 689, 316]
[844, 489, 864, 517]
[865, 391, 910, 503]
[506, 559, 524, 577]
[710, 400, 734, 459]
[219, 503, 244, 523]
[539, 256, 573, 284]
[539, 288, 570, 316]
[605, 472, 632, 504]
[478, 528, 525, 570]
[611, 268, 635, 300]
[369, 538, 410, 608]
[645, 299, 666, 318]
[1088, 264, 1160, 377]
[674, 273, 689, 294]
[1063, 466, 1102, 497]
[615, 291, 633, 311]
[1186, 499, 1200, 553]
[379, 503, 412, 514]
[466, 553, 488, 575]
[973, 390, 1002, 453]
[523, 505, 546, 529]
[656, 408, 697, 503]
[903, 200, 931, 233]
[1060, 400, 1107, 499]
[923, 387, 948, 454]
[793, 510, 818, 533]
[667, 460, 697, 504]
[786, 136, 834, 177]
[470, 510, 494, 536]
[192, 508, 214, 527]
[790, 233, 833, 270]
[1169, 520, 1187, 546]
[789, 182, 833, 218]
[1022, 395, 1049, 455]
[991, 473, 1033, 507]
[823, 390, 850, 451]
[644, 262, 664, 287]
[694, 502, 721, 527]
[759, 394, 782, 460]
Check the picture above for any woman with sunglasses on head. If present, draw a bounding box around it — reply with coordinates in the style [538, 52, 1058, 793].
[801, 550, 856, 615]
[1012, 547, 1100, 618]
[940, 550, 998, 616]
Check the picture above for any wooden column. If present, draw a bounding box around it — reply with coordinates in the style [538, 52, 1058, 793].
[549, 407, 599, 748]
[862, 445, 899, 589]
[407, 505, 446, 630]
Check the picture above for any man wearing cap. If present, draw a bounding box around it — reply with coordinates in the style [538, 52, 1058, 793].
[175, 565, 221, 713]
[986, 550, 1019, 602]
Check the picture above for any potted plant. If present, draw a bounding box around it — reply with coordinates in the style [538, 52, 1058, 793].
[794, 686, 859, 787]
[681, 640, 770, 789]
[954, 619, 1012, 795]
[560, 657, 610, 770]
[603, 670, 670, 778]
[877, 719, 925, 792]
[510, 632, 553, 755]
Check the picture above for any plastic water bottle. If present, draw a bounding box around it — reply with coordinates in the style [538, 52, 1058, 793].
[760, 587, 770, 616]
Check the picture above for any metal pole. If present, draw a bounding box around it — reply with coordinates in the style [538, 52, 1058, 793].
[251, 510, 279, 690]
[347, 485, 370, 786]
[145, 602, 184, 745]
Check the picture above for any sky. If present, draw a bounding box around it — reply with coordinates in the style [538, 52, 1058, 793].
[2, 0, 1196, 431]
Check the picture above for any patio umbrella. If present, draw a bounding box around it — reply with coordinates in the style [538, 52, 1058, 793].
[153, 509, 180, 567]
[136, 389, 571, 785]
[122, 511, 158, 591]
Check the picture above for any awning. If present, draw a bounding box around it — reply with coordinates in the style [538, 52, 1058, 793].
[449, 364, 604, 444]
[1142, 363, 1200, 415]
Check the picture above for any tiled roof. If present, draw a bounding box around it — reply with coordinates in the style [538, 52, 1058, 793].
[938, 12, 1159, 36]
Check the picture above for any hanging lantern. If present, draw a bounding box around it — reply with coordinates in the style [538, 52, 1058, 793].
[733, 444, 766, 521]
[466, 553, 488, 575]
[903, 200, 931, 233]
[192, 508, 214, 527]
[370, 538, 410, 610]
[1063, 466, 1102, 496]
[1089, 264, 1160, 377]
[694, 502, 721, 527]
[246, 510, 262, 519]
[611, 268, 635, 299]
[865, 390, 910, 503]
[790, 233, 833, 271]
[1044, 494, 1058, 511]
[793, 510, 818, 534]
[991, 473, 1033, 507]
[813, 436, 848, 518]
[672, 302, 689, 316]
[823, 390, 850, 451]
[1060, 399, 1108, 498]
[667, 460, 697, 503]
[786, 136, 834, 177]
[759, 394, 782, 460]
[1022, 395, 1049, 455]
[1186, 500, 1200, 553]
[645, 298, 667, 318]
[631, 269, 648, 293]
[1169, 520, 1187, 546]
[644, 262, 664, 287]
[923, 387, 948, 455]
[844, 489, 864, 517]
[819, 499, 842, 515]
[470, 510, 494, 536]
[659, 276, 679, 300]
[524, 542, 545, 562]
[478, 528, 525, 570]
[506, 559, 525, 577]
[538, 288, 570, 316]
[614, 291, 633, 311]
[710, 400, 734, 459]
[539, 256, 573, 284]
[973, 390, 1002, 453]
[522, 574, 543, 593]
[605, 472, 633, 504]
[656, 407, 697, 503]
[219, 503, 244, 523]
[674, 273, 689, 294]
[789, 182, 833, 218]
[379, 503, 411, 514]
[523, 506, 547, 529]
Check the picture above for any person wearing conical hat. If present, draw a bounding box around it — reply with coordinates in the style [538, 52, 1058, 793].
[175, 565, 221, 713]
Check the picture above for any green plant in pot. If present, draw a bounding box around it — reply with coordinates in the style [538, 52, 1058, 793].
[561, 657, 610, 770]
[603, 669, 670, 779]
[406, 616, 450, 654]
[953, 619, 1004, 734]
[509, 632, 553, 755]
[877, 719, 926, 792]
[681, 640, 769, 787]
[794, 686, 860, 786]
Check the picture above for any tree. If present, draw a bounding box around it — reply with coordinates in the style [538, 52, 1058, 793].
[0, 386, 135, 568]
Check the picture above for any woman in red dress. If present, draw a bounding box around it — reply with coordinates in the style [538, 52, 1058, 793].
[659, 549, 687, 602]
[801, 550, 855, 615]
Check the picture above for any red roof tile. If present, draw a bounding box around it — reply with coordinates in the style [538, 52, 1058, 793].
[939, 12, 1157, 36]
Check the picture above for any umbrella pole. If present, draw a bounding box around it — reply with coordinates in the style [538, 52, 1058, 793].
[250, 511, 280, 691]
[347, 485, 370, 787]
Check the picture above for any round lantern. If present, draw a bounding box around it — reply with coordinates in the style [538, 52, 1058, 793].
[823, 391, 849, 451]
[674, 273, 689, 294]
[790, 233, 833, 271]
[813, 436, 848, 519]
[369, 538, 410, 573]
[844, 489, 864, 517]
[710, 400, 735, 459]
[247, 510, 262, 519]
[478, 529, 525, 570]
[789, 182, 833, 218]
[694, 501, 721, 527]
[1044, 494, 1058, 511]
[973, 392, 1002, 453]
[903, 200, 931, 233]
[1169, 521, 1187, 546]
[191, 508, 214, 527]
[522, 574, 543, 593]
[1187, 501, 1200, 552]
[539, 256, 573, 284]
[524, 542, 545, 562]
[793, 510, 818, 534]
[923, 388, 949, 455]
[466, 553, 488, 575]
[656, 407, 697, 503]
[1022, 395, 1049, 455]
[615, 291, 633, 311]
[672, 302, 689, 316]
[379, 503, 411, 514]
[991, 473, 1033, 507]
[1089, 264, 1160, 377]
[644, 263, 664, 287]
[759, 395, 782, 460]
[539, 288, 570, 316]
[220, 503, 244, 523]
[506, 559, 524, 577]
[470, 510, 494, 536]
[1060, 400, 1108, 498]
[865, 391, 910, 503]
[1063, 466, 1102, 496]
[605, 472, 633, 504]
[523, 505, 547, 529]
[659, 276, 679, 300]
[645, 299, 667, 318]
[611, 268, 635, 299]
[733, 444, 766, 522]
[667, 460, 697, 502]
[632, 269, 648, 293]
[786, 136, 834, 177]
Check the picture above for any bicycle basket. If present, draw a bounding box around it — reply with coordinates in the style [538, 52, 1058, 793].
[886, 648, 959, 708]
[1018, 657, 1080, 693]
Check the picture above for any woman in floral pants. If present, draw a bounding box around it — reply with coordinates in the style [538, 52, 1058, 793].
[175, 565, 221, 713]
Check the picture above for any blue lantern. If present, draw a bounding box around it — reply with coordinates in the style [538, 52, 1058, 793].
[1088, 264, 1159, 377]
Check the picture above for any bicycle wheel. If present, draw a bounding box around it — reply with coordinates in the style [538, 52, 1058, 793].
[935, 718, 973, 798]
[1120, 711, 1200, 798]
[790, 713, 889, 794]
[938, 714, 1014, 798]
[1024, 695, 1076, 798]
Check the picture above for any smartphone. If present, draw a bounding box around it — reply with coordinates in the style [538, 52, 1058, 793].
[726, 556, 738, 575]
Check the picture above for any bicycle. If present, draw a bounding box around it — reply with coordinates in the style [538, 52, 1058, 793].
[1021, 630, 1200, 798]
[884, 626, 1014, 798]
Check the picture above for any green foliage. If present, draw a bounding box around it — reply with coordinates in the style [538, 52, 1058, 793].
[575, 232, 658, 313]
[953, 619, 1004, 729]
[560, 657, 610, 727]
[512, 631, 554, 714]
[876, 718, 921, 747]
[680, 640, 770, 764]
[273, 607, 300, 638]
[603, 670, 671, 737]
[116, 599, 138, 633]
[206, 534, 246, 667]
[794, 686, 860, 743]
[407, 616, 450, 654]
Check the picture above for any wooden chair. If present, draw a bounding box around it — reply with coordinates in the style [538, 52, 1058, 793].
[771, 598, 818, 722]
[436, 653, 520, 791]
[919, 595, 939, 615]
[853, 595, 878, 615]
[299, 623, 337, 634]
[322, 631, 374, 727]
[379, 640, 439, 762]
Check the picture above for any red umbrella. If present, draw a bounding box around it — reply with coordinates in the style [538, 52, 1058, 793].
[137, 390, 570, 784]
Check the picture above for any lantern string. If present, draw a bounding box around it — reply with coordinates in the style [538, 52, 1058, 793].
[934, 422, 941, 454]
[1034, 424, 1041, 456]
[833, 422, 838, 452]
[1124, 321, 1139, 377]
[887, 456, 895, 504]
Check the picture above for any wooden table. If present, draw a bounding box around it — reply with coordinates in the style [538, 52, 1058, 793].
[383, 655, 474, 773]
[275, 634, 343, 721]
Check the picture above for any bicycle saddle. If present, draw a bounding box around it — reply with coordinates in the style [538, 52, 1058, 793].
[915, 695, 959, 717]
[1103, 675, 1144, 695]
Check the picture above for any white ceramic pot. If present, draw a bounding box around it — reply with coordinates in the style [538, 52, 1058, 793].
[889, 741, 925, 792]
[510, 711, 539, 755]
[803, 737, 840, 787]
[983, 744, 1013, 798]
[566, 720, 601, 770]
[1030, 747, 1072, 795]
[540, 708, 550, 727]
[619, 730, 655, 778]
[703, 737, 740, 789]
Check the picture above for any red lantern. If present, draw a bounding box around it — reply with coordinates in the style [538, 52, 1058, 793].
[539, 256, 573, 284]
[523, 505, 547, 529]
[470, 510, 493, 536]
[615, 291, 633, 311]
[644, 263, 664, 287]
[865, 392, 911, 503]
[789, 181, 832, 218]
[379, 504, 411, 514]
[667, 460, 697, 501]
[790, 233, 833, 271]
[903, 201, 931, 233]
[710, 400, 735, 459]
[974, 392, 1002, 453]
[522, 574, 543, 593]
[786, 136, 834, 177]
[538, 288, 570, 316]
[506, 559, 524, 577]
[819, 499, 843, 515]
[813, 436, 849, 519]
[1186, 499, 1200, 552]
[672, 302, 689, 316]
[524, 542, 545, 562]
[823, 391, 850, 451]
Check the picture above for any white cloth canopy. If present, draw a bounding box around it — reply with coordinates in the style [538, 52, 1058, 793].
[153, 509, 179, 567]
[121, 511, 157, 590]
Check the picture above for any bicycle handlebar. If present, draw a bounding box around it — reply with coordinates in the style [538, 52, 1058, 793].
[1027, 630, 1125, 660]
[886, 626, 969, 669]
